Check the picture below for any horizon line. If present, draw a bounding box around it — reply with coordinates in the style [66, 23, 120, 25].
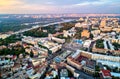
[0, 13, 120, 15]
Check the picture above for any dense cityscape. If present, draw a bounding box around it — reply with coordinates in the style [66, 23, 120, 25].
[0, 14, 120, 79]
[0, 0, 120, 79]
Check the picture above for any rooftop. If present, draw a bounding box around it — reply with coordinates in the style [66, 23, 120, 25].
[101, 69, 111, 77]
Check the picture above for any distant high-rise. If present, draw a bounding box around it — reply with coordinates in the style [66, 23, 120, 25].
[79, 17, 84, 21]
[85, 16, 89, 23]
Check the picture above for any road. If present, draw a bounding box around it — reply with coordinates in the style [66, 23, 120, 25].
[77, 70, 94, 79]
[47, 49, 64, 64]
[45, 45, 95, 79]
[67, 64, 94, 79]
[63, 43, 80, 52]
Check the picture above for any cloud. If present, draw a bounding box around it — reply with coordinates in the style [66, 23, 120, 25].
[0, 0, 24, 13]
[72, 0, 106, 7]
[0, 0, 120, 14]
[0, 0, 24, 6]
[45, 2, 55, 5]
[0, 0, 56, 13]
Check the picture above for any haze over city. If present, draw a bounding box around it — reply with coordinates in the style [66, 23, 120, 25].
[0, 0, 120, 14]
[0, 0, 120, 79]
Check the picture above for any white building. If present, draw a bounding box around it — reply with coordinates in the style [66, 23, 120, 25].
[108, 41, 114, 50]
[51, 37, 65, 44]
[63, 27, 76, 37]
[48, 34, 65, 43]
[0, 34, 10, 39]
[50, 44, 62, 53]
[92, 54, 120, 62]
[91, 30, 101, 37]
[103, 40, 108, 49]
[83, 40, 92, 48]
[75, 23, 81, 27]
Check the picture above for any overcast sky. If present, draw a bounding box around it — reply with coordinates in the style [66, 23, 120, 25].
[0, 0, 120, 14]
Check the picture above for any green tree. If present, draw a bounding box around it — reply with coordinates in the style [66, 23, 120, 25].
[30, 51, 34, 57]
[90, 33, 94, 39]
[112, 42, 120, 50]
[96, 39, 104, 48]
[74, 27, 83, 39]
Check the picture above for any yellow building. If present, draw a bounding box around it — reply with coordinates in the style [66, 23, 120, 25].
[100, 27, 112, 32]
[100, 20, 106, 28]
[81, 30, 90, 38]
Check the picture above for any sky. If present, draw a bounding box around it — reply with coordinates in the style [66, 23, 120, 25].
[0, 0, 120, 14]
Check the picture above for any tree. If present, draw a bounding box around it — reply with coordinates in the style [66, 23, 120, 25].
[74, 27, 83, 39]
[112, 42, 120, 50]
[23, 29, 48, 37]
[95, 65, 100, 71]
[0, 34, 22, 46]
[94, 72, 100, 77]
[59, 22, 75, 32]
[75, 27, 83, 32]
[90, 33, 94, 39]
[30, 51, 34, 58]
[96, 39, 104, 48]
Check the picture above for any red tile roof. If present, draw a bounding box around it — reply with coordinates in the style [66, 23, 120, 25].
[101, 69, 111, 77]
[27, 65, 32, 69]
[12, 55, 17, 59]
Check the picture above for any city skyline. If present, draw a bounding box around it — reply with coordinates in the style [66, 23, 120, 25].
[0, 0, 120, 14]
